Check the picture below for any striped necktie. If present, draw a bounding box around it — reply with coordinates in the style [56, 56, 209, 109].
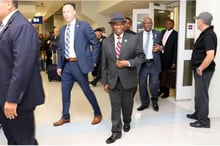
[65, 24, 71, 59]
[115, 36, 121, 59]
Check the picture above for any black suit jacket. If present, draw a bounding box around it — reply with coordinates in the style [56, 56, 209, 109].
[160, 29, 178, 69]
[0, 11, 45, 111]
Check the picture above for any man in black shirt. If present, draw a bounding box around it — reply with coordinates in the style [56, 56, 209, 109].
[187, 12, 217, 128]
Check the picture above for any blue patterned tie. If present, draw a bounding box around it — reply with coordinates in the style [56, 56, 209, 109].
[65, 24, 70, 59]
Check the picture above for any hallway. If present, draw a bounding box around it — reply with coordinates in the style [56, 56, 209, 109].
[0, 72, 220, 145]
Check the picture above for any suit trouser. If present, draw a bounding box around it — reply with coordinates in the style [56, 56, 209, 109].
[61, 61, 101, 119]
[109, 79, 137, 134]
[194, 70, 214, 125]
[0, 108, 38, 145]
[139, 61, 160, 105]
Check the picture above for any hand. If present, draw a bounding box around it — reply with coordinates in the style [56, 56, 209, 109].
[57, 68, 62, 76]
[196, 68, 203, 76]
[153, 44, 162, 52]
[116, 60, 129, 68]
[104, 84, 109, 93]
[4, 102, 18, 120]
[171, 64, 176, 69]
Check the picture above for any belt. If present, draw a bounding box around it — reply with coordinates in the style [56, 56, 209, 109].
[65, 57, 78, 62]
[145, 59, 154, 62]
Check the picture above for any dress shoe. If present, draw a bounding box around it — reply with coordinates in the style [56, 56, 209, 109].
[137, 105, 148, 111]
[53, 118, 70, 126]
[190, 121, 210, 128]
[106, 133, 121, 144]
[158, 91, 164, 96]
[91, 114, 102, 125]
[89, 81, 97, 87]
[152, 102, 159, 111]
[161, 93, 169, 98]
[186, 113, 198, 120]
[123, 123, 130, 132]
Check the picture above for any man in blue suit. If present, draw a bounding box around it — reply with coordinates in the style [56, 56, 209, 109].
[137, 17, 162, 112]
[53, 3, 102, 126]
[0, 0, 45, 144]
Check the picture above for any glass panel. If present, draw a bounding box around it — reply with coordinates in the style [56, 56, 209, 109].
[136, 14, 148, 32]
[154, 9, 170, 31]
[185, 0, 196, 50]
[183, 60, 192, 86]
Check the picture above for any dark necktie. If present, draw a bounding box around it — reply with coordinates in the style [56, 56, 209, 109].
[115, 36, 121, 59]
[65, 24, 70, 59]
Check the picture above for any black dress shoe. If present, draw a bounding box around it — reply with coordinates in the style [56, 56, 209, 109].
[186, 113, 198, 120]
[158, 91, 164, 96]
[137, 105, 148, 111]
[161, 93, 169, 98]
[106, 133, 121, 144]
[190, 121, 210, 128]
[152, 102, 159, 111]
[123, 123, 130, 132]
[89, 81, 96, 87]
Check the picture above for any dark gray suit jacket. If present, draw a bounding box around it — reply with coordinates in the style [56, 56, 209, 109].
[0, 11, 45, 111]
[102, 32, 145, 89]
[137, 30, 162, 73]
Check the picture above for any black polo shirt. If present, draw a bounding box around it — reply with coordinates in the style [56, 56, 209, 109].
[191, 26, 217, 71]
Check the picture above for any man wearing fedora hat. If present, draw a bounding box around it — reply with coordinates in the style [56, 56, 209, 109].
[102, 13, 145, 144]
[187, 11, 217, 128]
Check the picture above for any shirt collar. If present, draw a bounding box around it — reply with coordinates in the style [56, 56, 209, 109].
[144, 30, 152, 35]
[114, 33, 124, 39]
[67, 19, 76, 27]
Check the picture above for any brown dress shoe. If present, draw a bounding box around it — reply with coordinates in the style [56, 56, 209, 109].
[91, 114, 102, 125]
[53, 118, 70, 126]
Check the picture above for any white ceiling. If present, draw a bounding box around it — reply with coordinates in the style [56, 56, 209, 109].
[18, 0, 179, 20]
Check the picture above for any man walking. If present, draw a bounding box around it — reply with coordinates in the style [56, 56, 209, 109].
[53, 3, 102, 126]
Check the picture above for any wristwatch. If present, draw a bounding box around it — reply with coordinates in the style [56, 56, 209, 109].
[196, 68, 202, 73]
[128, 61, 131, 67]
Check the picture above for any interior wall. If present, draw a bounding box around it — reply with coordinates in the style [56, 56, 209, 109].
[54, 15, 65, 29]
[81, 1, 111, 35]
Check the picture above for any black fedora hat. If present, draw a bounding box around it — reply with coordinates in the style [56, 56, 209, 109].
[108, 13, 126, 23]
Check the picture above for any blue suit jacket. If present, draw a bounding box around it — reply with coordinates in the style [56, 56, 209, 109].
[137, 30, 162, 73]
[58, 20, 100, 74]
[0, 11, 45, 111]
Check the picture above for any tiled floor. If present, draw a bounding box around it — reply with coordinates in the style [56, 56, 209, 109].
[1, 72, 220, 145]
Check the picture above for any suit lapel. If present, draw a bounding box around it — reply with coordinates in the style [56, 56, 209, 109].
[109, 34, 116, 60]
[0, 11, 19, 39]
[166, 30, 174, 43]
[120, 33, 128, 58]
[139, 32, 144, 49]
[74, 20, 80, 44]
